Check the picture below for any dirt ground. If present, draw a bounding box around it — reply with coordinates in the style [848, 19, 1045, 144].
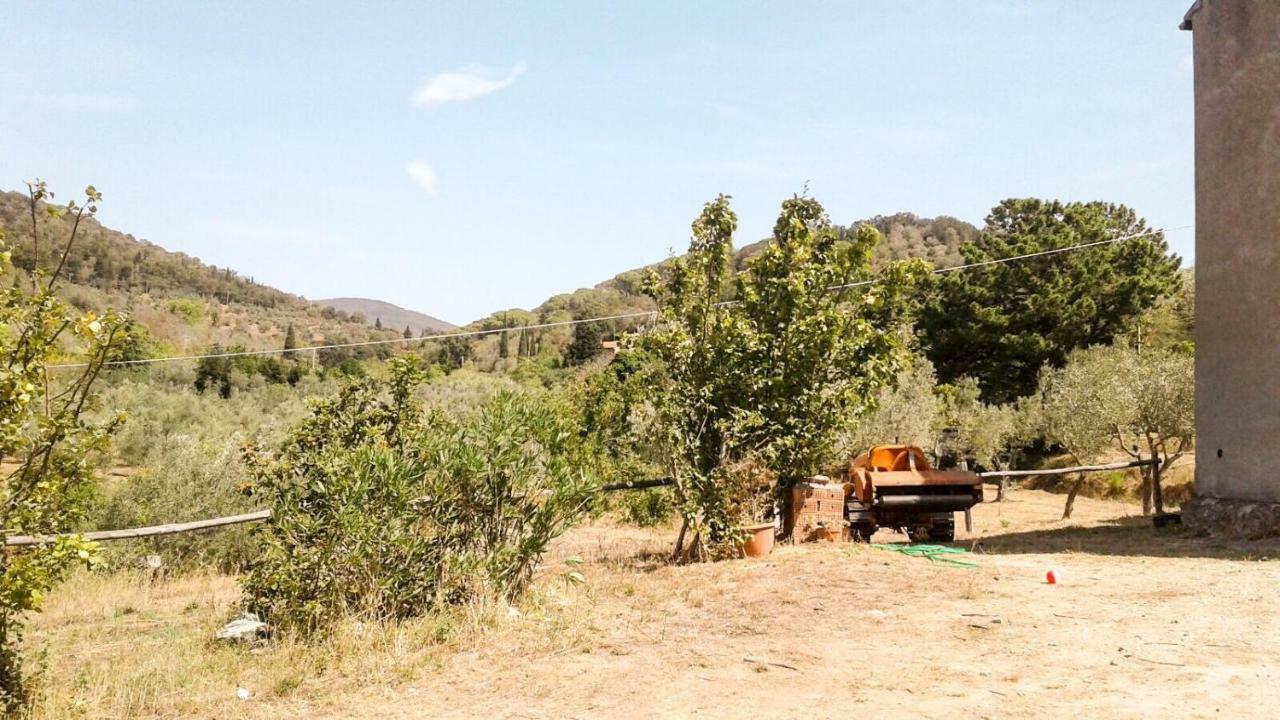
[33, 486, 1280, 719]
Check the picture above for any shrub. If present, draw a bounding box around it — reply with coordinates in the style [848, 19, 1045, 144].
[93, 436, 257, 572]
[243, 360, 599, 634]
[622, 488, 675, 527]
[167, 297, 205, 322]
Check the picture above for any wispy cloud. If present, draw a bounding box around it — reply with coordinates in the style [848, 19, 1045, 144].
[412, 62, 526, 106]
[407, 160, 438, 194]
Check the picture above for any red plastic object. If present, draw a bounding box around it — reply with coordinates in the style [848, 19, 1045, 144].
[1045, 569, 1057, 585]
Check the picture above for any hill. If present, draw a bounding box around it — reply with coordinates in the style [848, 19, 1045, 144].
[0, 189, 412, 360]
[456, 212, 979, 373]
[313, 298, 456, 335]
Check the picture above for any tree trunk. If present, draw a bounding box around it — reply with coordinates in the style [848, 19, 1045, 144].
[1140, 467, 1154, 516]
[672, 517, 689, 562]
[1153, 460, 1165, 514]
[996, 477, 1007, 502]
[1062, 473, 1086, 520]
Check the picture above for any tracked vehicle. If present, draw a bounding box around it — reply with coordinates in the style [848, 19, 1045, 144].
[844, 445, 983, 542]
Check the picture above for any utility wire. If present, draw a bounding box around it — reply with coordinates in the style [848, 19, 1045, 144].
[50, 224, 1190, 370]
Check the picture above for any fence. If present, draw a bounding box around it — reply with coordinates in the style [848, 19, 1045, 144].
[3, 458, 1164, 547]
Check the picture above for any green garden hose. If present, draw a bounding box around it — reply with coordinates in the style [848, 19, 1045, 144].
[871, 543, 977, 568]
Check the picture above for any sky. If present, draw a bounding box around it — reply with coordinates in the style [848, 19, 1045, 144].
[0, 1, 1195, 325]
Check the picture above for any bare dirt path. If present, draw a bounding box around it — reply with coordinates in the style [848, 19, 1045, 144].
[267, 490, 1280, 720]
[33, 488, 1280, 719]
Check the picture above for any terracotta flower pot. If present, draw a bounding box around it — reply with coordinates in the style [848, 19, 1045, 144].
[741, 522, 776, 558]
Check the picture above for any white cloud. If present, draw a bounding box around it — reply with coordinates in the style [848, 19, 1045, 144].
[412, 62, 526, 106]
[407, 160, 438, 194]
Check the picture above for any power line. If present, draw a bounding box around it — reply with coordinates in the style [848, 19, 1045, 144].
[51, 224, 1190, 370]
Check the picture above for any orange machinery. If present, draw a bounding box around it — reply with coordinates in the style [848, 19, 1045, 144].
[844, 445, 982, 542]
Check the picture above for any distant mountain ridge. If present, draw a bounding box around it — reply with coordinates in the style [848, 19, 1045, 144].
[314, 298, 456, 334]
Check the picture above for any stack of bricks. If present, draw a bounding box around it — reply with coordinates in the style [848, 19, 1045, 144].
[787, 477, 846, 542]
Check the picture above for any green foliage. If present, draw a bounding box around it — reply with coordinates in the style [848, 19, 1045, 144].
[194, 346, 307, 397]
[1036, 344, 1194, 513]
[639, 194, 924, 554]
[621, 488, 675, 527]
[166, 297, 205, 322]
[93, 436, 256, 572]
[578, 349, 665, 490]
[840, 357, 941, 458]
[1, 182, 124, 714]
[920, 198, 1181, 402]
[243, 359, 599, 634]
[563, 320, 604, 367]
[438, 336, 472, 371]
[283, 324, 300, 351]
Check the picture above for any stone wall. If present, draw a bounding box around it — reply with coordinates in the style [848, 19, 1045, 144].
[1183, 496, 1280, 539]
[1183, 0, 1280, 535]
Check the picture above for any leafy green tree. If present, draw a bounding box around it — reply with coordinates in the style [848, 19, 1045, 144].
[640, 194, 924, 557]
[563, 320, 604, 366]
[731, 196, 927, 490]
[439, 336, 472, 371]
[1037, 345, 1138, 518]
[839, 357, 941, 459]
[1, 182, 126, 713]
[283, 324, 299, 351]
[919, 199, 1181, 403]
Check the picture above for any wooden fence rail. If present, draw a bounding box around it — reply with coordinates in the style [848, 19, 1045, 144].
[4, 510, 272, 547]
[976, 458, 1158, 479]
[2, 458, 1164, 547]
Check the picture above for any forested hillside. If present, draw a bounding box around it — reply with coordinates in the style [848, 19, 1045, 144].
[0, 189, 413, 363]
[461, 212, 981, 372]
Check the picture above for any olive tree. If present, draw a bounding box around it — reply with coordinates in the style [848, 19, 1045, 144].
[839, 357, 941, 458]
[1051, 344, 1193, 514]
[1, 182, 126, 713]
[1036, 343, 1193, 518]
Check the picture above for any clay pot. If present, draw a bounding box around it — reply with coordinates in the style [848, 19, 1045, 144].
[741, 522, 776, 558]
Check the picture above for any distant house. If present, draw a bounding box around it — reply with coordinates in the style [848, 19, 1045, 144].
[600, 339, 620, 356]
[1181, 1, 1280, 536]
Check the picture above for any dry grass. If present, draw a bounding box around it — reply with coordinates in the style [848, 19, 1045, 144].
[27, 488, 1280, 719]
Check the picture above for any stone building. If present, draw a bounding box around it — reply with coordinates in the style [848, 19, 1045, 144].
[1181, 1, 1280, 536]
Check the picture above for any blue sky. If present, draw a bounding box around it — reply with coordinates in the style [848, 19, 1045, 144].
[0, 1, 1194, 325]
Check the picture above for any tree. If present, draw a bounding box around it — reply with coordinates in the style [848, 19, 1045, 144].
[283, 324, 299, 351]
[1, 182, 127, 712]
[374, 317, 383, 331]
[439, 336, 472, 371]
[839, 357, 941, 458]
[402, 325, 412, 339]
[1039, 344, 1194, 515]
[919, 199, 1181, 403]
[563, 320, 603, 366]
[730, 196, 926, 491]
[640, 194, 924, 557]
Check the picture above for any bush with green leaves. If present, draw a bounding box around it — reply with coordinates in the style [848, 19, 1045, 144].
[1, 182, 127, 714]
[243, 359, 599, 634]
[92, 435, 257, 572]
